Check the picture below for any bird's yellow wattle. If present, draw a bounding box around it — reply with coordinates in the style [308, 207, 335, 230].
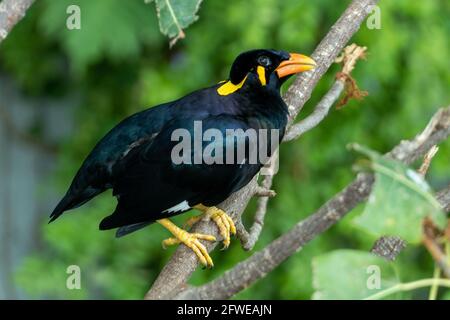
[257, 66, 266, 86]
[217, 76, 247, 96]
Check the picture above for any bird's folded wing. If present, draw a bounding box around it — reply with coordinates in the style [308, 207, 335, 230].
[101, 114, 260, 230]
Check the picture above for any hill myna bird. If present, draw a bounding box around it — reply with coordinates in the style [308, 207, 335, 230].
[50, 49, 316, 267]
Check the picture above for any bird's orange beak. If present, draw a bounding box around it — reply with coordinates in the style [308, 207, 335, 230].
[275, 53, 316, 78]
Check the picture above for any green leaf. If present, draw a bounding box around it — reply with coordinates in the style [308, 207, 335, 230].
[351, 144, 447, 243]
[40, 0, 159, 72]
[312, 250, 399, 300]
[151, 0, 203, 47]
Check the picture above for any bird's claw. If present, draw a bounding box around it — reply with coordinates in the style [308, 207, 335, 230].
[188, 205, 237, 249]
[204, 207, 236, 249]
[162, 231, 216, 268]
[173, 205, 236, 263]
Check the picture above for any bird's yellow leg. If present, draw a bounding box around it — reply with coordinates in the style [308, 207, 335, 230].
[158, 218, 216, 268]
[193, 204, 236, 249]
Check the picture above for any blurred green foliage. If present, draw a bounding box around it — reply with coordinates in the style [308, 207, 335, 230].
[312, 250, 400, 299]
[352, 144, 447, 244]
[1, 0, 449, 299]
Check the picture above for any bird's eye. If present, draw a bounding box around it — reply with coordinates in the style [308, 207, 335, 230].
[258, 56, 271, 67]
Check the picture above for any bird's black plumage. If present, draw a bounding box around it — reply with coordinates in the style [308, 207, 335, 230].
[50, 49, 315, 237]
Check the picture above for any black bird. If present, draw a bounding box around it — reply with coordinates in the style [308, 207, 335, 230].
[50, 49, 316, 267]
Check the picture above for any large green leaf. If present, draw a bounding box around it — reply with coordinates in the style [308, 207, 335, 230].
[352, 144, 447, 243]
[312, 250, 399, 300]
[147, 0, 203, 46]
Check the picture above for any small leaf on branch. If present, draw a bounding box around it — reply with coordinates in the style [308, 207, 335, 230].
[148, 0, 203, 47]
[350, 144, 447, 244]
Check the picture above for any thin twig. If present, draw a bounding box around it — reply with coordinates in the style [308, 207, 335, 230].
[418, 145, 439, 176]
[235, 151, 278, 251]
[237, 174, 275, 251]
[254, 186, 276, 198]
[283, 80, 345, 142]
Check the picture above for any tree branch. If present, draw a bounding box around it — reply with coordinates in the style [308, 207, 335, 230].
[283, 80, 345, 142]
[0, 0, 35, 44]
[176, 106, 450, 300]
[145, 0, 381, 300]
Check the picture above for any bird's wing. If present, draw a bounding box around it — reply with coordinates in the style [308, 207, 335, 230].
[49, 104, 173, 222]
[100, 114, 262, 232]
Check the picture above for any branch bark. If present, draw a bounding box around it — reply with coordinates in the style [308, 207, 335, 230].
[145, 0, 380, 300]
[176, 106, 450, 300]
[437, 185, 450, 213]
[0, 0, 35, 44]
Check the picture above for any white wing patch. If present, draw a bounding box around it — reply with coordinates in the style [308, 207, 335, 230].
[163, 200, 190, 213]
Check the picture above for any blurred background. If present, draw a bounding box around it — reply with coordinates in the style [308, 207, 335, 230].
[0, 0, 449, 299]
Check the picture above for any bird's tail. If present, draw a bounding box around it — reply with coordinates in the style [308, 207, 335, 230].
[49, 193, 76, 222]
[115, 221, 153, 238]
[49, 188, 102, 223]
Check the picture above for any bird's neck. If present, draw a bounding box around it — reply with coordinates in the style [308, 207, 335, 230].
[230, 89, 288, 138]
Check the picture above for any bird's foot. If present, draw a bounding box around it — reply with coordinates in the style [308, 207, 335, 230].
[158, 218, 216, 268]
[194, 205, 236, 249]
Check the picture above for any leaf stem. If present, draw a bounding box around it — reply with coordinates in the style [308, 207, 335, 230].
[428, 266, 441, 300]
[165, 0, 181, 32]
[364, 278, 450, 300]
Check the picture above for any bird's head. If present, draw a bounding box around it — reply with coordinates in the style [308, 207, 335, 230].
[218, 49, 316, 96]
